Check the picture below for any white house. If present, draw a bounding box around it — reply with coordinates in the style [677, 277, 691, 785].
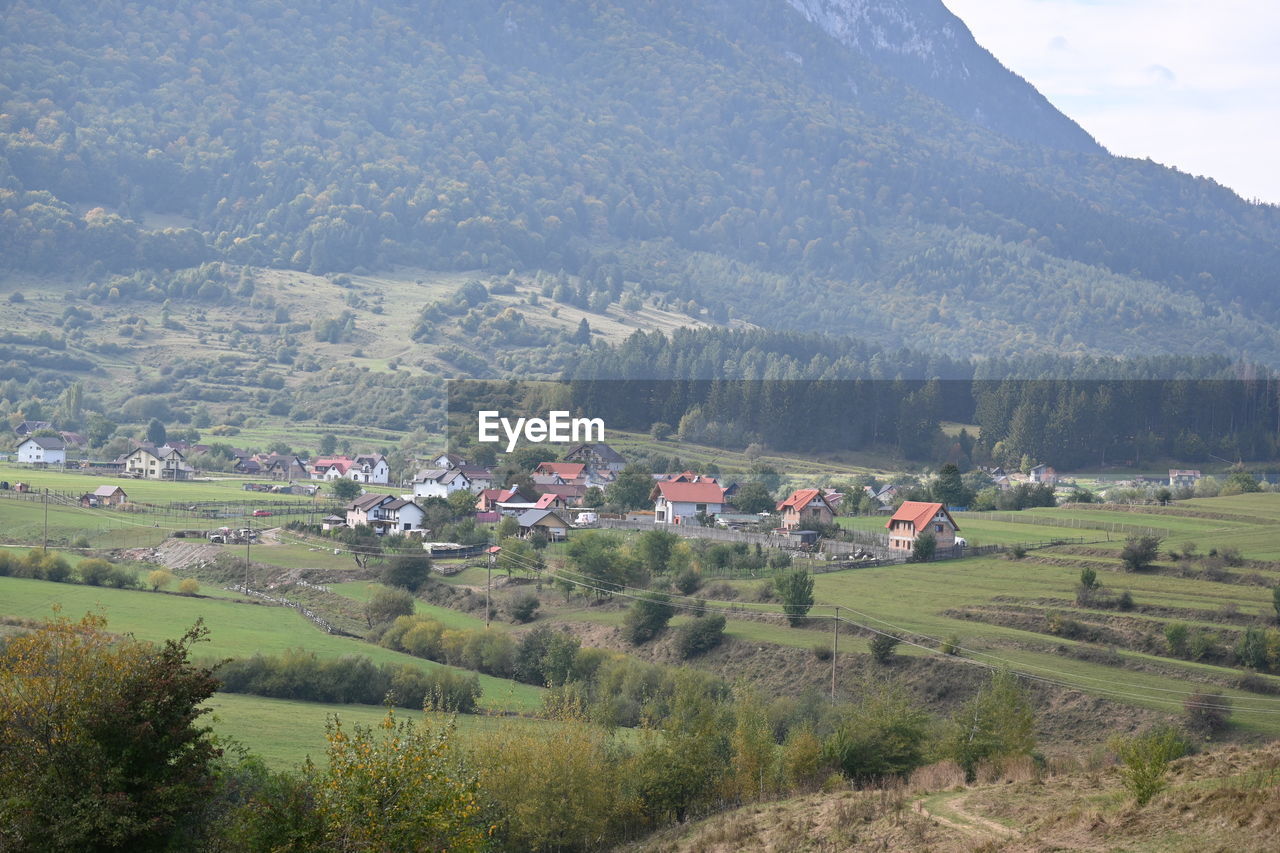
[122, 445, 192, 480]
[346, 493, 426, 533]
[650, 478, 728, 525]
[350, 453, 391, 485]
[16, 436, 66, 466]
[412, 467, 472, 500]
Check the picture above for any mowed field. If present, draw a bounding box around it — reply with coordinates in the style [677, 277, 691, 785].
[0, 576, 544, 715]
[205, 692, 561, 769]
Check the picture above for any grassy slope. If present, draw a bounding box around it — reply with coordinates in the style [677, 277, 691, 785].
[206, 692, 557, 770]
[0, 576, 543, 713]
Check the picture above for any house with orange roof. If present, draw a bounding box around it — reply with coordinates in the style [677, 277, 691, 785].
[651, 479, 728, 525]
[535, 461, 587, 483]
[886, 501, 960, 552]
[776, 489, 836, 530]
[310, 456, 355, 480]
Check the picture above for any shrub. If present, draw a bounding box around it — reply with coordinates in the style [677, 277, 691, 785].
[673, 568, 702, 595]
[1116, 590, 1134, 611]
[364, 588, 415, 629]
[1007, 545, 1027, 560]
[1164, 622, 1189, 658]
[1110, 725, 1191, 806]
[812, 643, 833, 661]
[380, 554, 431, 592]
[622, 593, 676, 645]
[774, 569, 814, 627]
[78, 558, 114, 586]
[1120, 536, 1162, 572]
[823, 686, 929, 781]
[148, 568, 174, 591]
[869, 633, 901, 665]
[508, 591, 540, 623]
[910, 532, 936, 563]
[940, 634, 960, 655]
[675, 615, 727, 659]
[178, 578, 200, 595]
[1184, 691, 1231, 737]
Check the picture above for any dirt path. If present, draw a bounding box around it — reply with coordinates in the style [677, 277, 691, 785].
[913, 790, 1018, 844]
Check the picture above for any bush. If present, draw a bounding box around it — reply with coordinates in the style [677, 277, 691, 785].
[1184, 691, 1231, 736]
[940, 634, 960, 655]
[910, 532, 936, 563]
[869, 633, 901, 665]
[1110, 725, 1191, 806]
[380, 554, 431, 592]
[812, 643, 832, 661]
[364, 588, 415, 629]
[178, 578, 200, 595]
[674, 615, 727, 659]
[78, 557, 114, 586]
[622, 593, 676, 645]
[673, 568, 702, 595]
[774, 569, 814, 627]
[508, 591, 540, 623]
[1120, 536, 1162, 572]
[148, 568, 174, 591]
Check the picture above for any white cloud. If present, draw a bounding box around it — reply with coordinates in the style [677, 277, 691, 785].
[941, 0, 1280, 204]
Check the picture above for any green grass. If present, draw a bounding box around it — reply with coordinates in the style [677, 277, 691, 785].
[206, 692, 557, 770]
[0, 463, 324, 505]
[0, 576, 543, 713]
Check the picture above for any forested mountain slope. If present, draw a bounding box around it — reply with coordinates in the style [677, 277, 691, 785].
[2, 0, 1279, 362]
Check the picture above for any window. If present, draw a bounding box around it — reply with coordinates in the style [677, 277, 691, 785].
[935, 523, 943, 532]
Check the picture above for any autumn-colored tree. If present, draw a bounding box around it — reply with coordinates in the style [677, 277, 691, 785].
[178, 577, 200, 595]
[0, 611, 221, 850]
[305, 711, 487, 852]
[148, 568, 174, 591]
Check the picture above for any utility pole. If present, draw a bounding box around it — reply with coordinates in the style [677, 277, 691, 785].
[831, 605, 839, 702]
[43, 488, 49, 554]
[486, 546, 497, 628]
[244, 509, 251, 594]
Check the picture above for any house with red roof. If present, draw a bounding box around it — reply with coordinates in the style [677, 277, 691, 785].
[651, 478, 728, 525]
[776, 489, 836, 530]
[886, 501, 960, 552]
[310, 456, 355, 480]
[535, 461, 587, 483]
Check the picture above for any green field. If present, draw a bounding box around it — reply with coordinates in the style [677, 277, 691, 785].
[0, 463, 331, 505]
[0, 576, 543, 714]
[206, 692, 557, 769]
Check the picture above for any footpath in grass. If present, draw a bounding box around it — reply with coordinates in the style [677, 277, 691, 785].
[0, 576, 543, 714]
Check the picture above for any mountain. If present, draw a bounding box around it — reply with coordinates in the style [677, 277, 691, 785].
[785, 0, 1101, 152]
[3, 0, 1280, 367]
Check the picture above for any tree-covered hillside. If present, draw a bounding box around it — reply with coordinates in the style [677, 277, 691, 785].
[2, 0, 1280, 361]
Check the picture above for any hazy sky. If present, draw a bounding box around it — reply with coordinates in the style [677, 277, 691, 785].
[942, 0, 1280, 206]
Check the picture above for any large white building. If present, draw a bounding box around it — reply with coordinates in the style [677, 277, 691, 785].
[16, 436, 66, 466]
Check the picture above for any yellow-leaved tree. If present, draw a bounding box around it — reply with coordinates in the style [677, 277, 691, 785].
[305, 710, 488, 852]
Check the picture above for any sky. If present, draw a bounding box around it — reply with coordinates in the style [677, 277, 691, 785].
[941, 0, 1280, 206]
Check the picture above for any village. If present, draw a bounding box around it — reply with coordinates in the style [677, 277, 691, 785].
[6, 419, 1228, 562]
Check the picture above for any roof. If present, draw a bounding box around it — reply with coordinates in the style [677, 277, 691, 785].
[350, 493, 391, 511]
[534, 493, 564, 509]
[92, 485, 126, 497]
[19, 436, 65, 450]
[384, 498, 421, 512]
[886, 501, 959, 532]
[517, 508, 570, 528]
[536, 461, 586, 480]
[776, 488, 832, 512]
[564, 442, 625, 464]
[652, 480, 728, 504]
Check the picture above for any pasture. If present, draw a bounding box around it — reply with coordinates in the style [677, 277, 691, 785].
[0, 576, 543, 714]
[206, 692, 557, 770]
